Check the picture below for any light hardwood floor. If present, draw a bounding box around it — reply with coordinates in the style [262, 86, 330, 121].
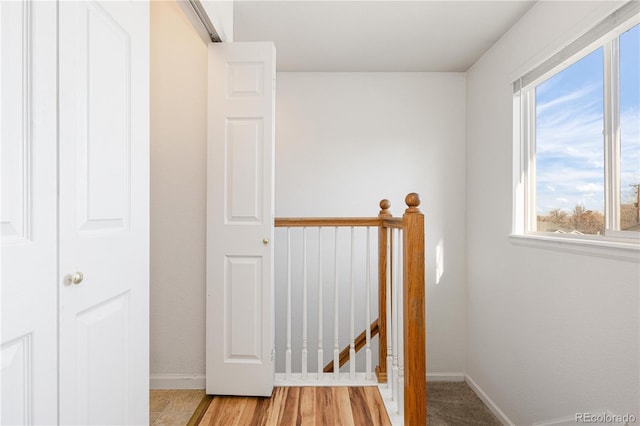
[198, 386, 391, 426]
[150, 386, 391, 426]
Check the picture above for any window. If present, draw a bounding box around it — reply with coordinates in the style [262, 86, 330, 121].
[515, 2, 639, 249]
[535, 48, 605, 235]
[619, 24, 640, 233]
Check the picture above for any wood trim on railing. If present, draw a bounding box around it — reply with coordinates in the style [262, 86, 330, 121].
[375, 199, 391, 383]
[402, 193, 426, 426]
[323, 319, 379, 373]
[382, 217, 403, 229]
[275, 217, 380, 227]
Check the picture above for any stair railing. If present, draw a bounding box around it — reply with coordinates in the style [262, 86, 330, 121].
[274, 217, 379, 382]
[274, 193, 426, 425]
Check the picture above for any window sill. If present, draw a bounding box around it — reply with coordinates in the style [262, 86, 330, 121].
[509, 233, 640, 263]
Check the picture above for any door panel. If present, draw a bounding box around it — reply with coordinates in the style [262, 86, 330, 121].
[1, 335, 33, 425]
[1, 1, 29, 242]
[226, 118, 264, 222]
[225, 256, 263, 361]
[207, 42, 275, 397]
[80, 2, 131, 232]
[58, 1, 149, 424]
[75, 293, 130, 425]
[1, 2, 58, 424]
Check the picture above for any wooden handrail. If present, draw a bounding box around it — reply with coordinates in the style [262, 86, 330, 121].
[275, 217, 380, 227]
[382, 217, 403, 228]
[323, 319, 379, 373]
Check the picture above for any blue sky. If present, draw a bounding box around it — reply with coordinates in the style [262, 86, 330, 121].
[535, 24, 639, 216]
[620, 24, 640, 207]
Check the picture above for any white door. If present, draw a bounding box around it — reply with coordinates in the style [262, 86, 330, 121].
[206, 42, 276, 397]
[1, 2, 58, 424]
[58, 1, 149, 424]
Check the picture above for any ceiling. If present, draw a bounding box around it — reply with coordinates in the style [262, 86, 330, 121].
[233, 1, 536, 72]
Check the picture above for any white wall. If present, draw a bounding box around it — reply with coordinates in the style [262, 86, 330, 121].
[275, 73, 467, 376]
[465, 2, 639, 424]
[150, 0, 208, 388]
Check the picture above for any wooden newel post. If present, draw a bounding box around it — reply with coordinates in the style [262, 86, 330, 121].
[403, 193, 426, 425]
[376, 199, 391, 383]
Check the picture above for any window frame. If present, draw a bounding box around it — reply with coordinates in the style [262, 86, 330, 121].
[512, 5, 640, 261]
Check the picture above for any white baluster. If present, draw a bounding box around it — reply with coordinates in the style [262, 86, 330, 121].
[286, 227, 292, 380]
[365, 227, 372, 380]
[333, 227, 339, 381]
[349, 227, 356, 379]
[392, 228, 399, 403]
[317, 227, 324, 381]
[397, 230, 405, 415]
[385, 227, 393, 390]
[302, 227, 308, 379]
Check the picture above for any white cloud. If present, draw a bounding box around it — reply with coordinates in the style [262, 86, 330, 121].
[536, 84, 600, 115]
[576, 183, 603, 192]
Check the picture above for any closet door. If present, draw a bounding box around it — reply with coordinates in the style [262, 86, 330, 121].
[1, 2, 58, 424]
[206, 42, 276, 397]
[58, 1, 149, 424]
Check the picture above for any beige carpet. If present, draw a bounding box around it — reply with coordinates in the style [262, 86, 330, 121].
[427, 382, 501, 425]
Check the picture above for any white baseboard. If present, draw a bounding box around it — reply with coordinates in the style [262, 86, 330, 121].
[148, 371, 461, 389]
[465, 374, 515, 426]
[150, 373, 205, 389]
[427, 372, 465, 382]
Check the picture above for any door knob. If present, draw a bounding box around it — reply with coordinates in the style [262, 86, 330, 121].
[70, 271, 84, 285]
[263, 238, 269, 245]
